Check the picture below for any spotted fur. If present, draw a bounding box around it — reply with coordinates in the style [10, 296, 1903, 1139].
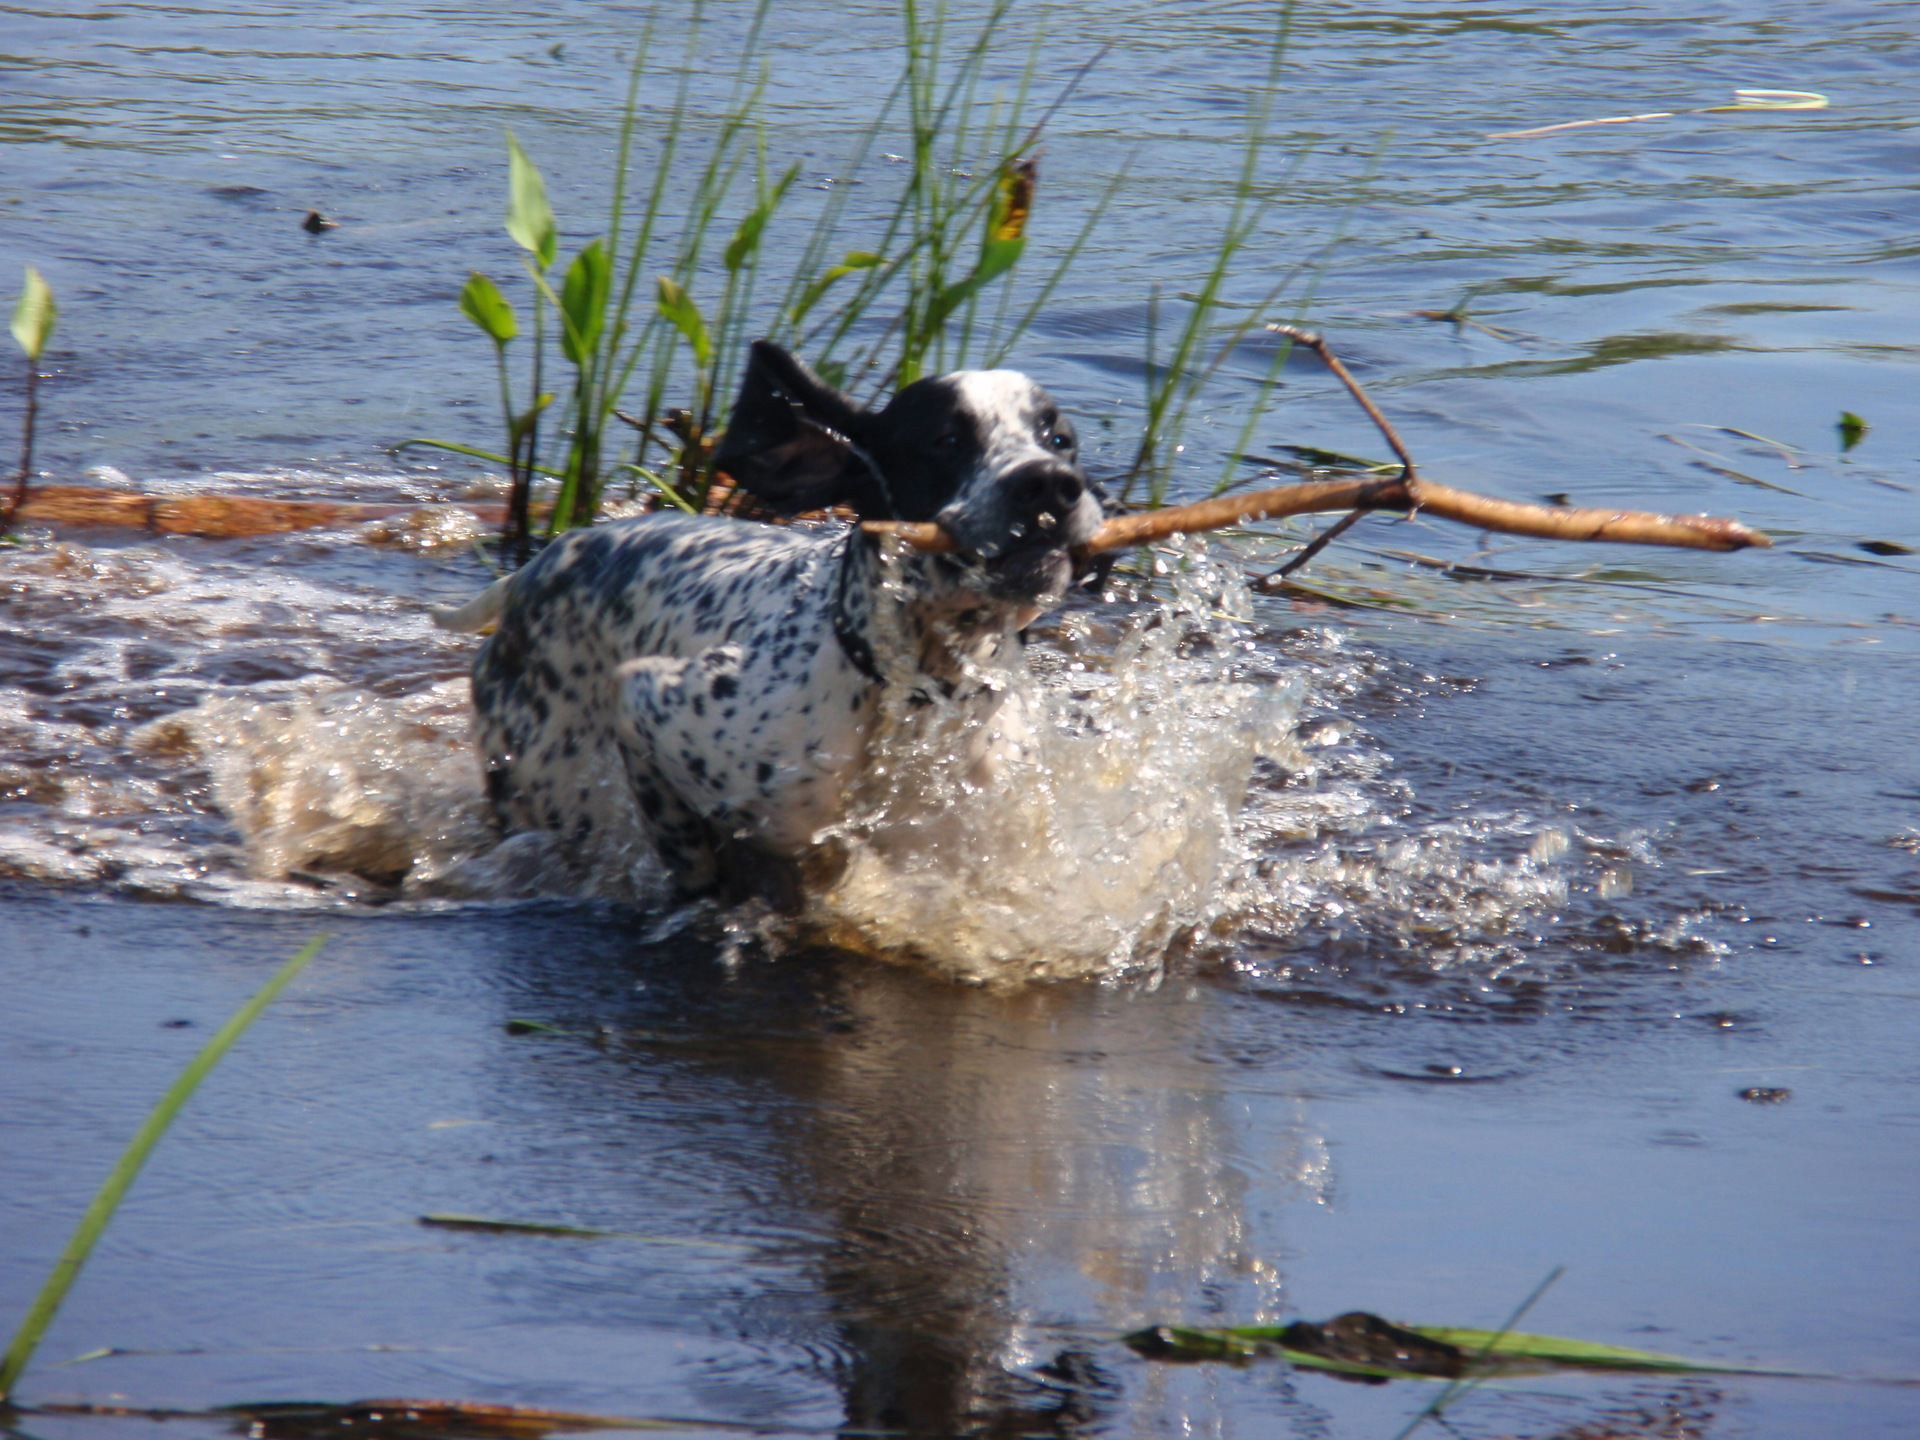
[441, 342, 1106, 903]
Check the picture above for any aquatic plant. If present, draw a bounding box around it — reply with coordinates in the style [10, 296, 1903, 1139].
[1124, 7, 1317, 507]
[394, 1, 1778, 580]
[0, 936, 327, 1407]
[404, 0, 1111, 550]
[3, 265, 56, 541]
[1125, 1284, 1804, 1391]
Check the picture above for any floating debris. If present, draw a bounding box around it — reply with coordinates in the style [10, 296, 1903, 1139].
[1124, 1310, 1799, 1379]
[1490, 89, 1829, 141]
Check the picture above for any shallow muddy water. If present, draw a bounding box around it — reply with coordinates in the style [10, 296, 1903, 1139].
[3, 0, 1919, 1435]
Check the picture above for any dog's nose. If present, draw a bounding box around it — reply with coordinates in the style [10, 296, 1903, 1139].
[1007, 462, 1084, 537]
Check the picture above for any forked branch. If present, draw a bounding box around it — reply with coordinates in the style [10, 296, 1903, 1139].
[863, 324, 1770, 560]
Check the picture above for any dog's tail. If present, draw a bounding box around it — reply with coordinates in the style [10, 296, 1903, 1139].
[431, 575, 514, 634]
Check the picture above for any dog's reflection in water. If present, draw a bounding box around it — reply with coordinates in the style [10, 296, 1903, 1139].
[504, 940, 1317, 1437]
[795, 967, 1272, 1436]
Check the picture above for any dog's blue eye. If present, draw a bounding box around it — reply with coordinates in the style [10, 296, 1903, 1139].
[1048, 432, 1073, 451]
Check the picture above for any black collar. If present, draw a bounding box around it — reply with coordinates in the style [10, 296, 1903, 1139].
[831, 529, 884, 684]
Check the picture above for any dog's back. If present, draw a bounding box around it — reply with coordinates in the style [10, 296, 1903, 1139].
[469, 512, 873, 887]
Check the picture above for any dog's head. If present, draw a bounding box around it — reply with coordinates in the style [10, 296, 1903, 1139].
[714, 341, 1105, 603]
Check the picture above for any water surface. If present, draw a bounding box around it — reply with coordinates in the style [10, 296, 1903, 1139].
[3, 1, 1918, 1435]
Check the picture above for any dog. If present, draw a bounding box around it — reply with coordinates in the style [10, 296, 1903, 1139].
[435, 341, 1106, 905]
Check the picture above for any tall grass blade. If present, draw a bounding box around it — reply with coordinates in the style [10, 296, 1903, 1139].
[790, 251, 882, 327]
[0, 936, 329, 1405]
[392, 438, 562, 478]
[6, 267, 57, 537]
[414, 1, 1144, 524]
[723, 163, 799, 273]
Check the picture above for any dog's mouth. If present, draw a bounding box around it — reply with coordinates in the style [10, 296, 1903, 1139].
[984, 535, 1080, 602]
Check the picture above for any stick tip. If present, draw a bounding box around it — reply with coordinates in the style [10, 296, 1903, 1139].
[1685, 515, 1772, 550]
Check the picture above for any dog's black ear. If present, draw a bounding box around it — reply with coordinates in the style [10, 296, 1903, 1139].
[714, 341, 880, 515]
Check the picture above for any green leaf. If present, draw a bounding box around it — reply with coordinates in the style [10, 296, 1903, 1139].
[1410, 1327, 1763, 1374]
[503, 129, 558, 271]
[458, 272, 517, 346]
[558, 241, 612, 365]
[790, 251, 882, 325]
[925, 236, 1025, 332]
[508, 391, 557, 447]
[1838, 410, 1868, 452]
[919, 168, 1034, 337]
[920, 156, 1034, 330]
[0, 937, 327, 1402]
[723, 163, 801, 273]
[1124, 1318, 1803, 1379]
[988, 158, 1036, 245]
[10, 266, 56, 361]
[972, 233, 1026, 290]
[655, 275, 712, 368]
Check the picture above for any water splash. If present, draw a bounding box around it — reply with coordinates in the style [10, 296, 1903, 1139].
[159, 682, 492, 887]
[793, 544, 1312, 984]
[0, 523, 1616, 983]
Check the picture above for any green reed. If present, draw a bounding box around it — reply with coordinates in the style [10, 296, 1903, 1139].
[401, 2, 1059, 542]
[404, 0, 1327, 544]
[0, 937, 327, 1407]
[3, 266, 56, 541]
[1122, 3, 1326, 507]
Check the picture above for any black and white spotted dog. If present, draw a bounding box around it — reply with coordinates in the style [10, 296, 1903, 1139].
[435, 341, 1105, 904]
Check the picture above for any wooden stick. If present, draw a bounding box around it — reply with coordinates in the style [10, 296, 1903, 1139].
[1402, 478, 1768, 550]
[1256, 325, 1413, 584]
[861, 474, 1770, 556]
[11, 480, 1769, 555]
[1268, 326, 1424, 485]
[864, 322, 1767, 561]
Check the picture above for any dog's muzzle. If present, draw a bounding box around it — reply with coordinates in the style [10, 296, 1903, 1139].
[990, 461, 1097, 600]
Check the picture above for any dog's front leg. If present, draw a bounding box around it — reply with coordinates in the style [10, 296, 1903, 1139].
[616, 653, 731, 895]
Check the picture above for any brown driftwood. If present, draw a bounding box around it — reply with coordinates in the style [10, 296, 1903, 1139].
[860, 473, 1771, 557]
[12, 485, 511, 540]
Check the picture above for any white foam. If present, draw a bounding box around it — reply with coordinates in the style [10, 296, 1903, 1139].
[1, 529, 1588, 982]
[794, 546, 1311, 983]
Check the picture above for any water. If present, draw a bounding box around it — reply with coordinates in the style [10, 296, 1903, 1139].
[4, 0, 1920, 1435]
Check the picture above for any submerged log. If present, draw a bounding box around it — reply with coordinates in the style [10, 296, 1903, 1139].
[12, 485, 510, 540]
